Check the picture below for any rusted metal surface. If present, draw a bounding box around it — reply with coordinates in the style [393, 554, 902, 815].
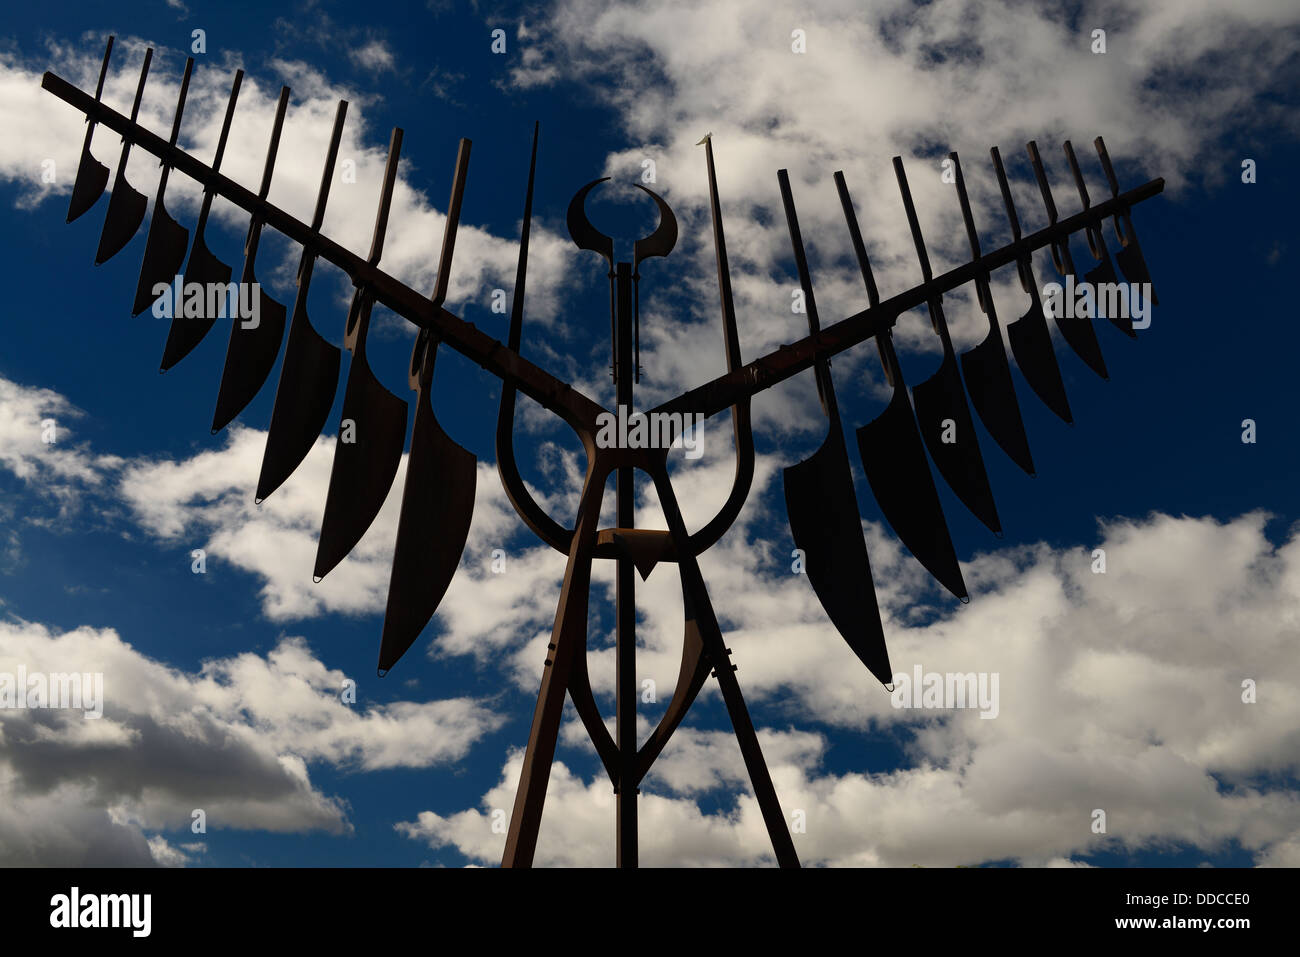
[41, 44, 1168, 867]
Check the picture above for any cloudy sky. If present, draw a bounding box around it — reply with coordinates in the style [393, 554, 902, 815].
[0, 0, 1297, 867]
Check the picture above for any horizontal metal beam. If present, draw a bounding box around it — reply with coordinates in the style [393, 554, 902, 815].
[43, 69, 1164, 431]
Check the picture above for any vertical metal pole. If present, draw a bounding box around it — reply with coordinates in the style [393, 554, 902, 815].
[614, 261, 638, 866]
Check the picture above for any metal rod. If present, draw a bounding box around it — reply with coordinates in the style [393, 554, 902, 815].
[648, 466, 800, 867]
[614, 261, 637, 867]
[777, 169, 835, 420]
[501, 459, 610, 867]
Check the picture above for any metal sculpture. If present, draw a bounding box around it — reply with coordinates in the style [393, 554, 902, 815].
[41, 39, 1165, 867]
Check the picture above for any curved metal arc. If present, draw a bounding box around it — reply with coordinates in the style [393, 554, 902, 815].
[497, 122, 581, 554]
[567, 176, 620, 381]
[630, 182, 677, 382]
[567, 638, 620, 782]
[631, 183, 678, 270]
[566, 177, 614, 264]
[632, 608, 708, 784]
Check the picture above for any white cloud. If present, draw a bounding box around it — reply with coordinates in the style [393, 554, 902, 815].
[349, 40, 396, 74]
[0, 36, 578, 332]
[3, 0, 1299, 869]
[503, 0, 1300, 433]
[0, 376, 122, 499]
[400, 511, 1300, 866]
[0, 617, 503, 865]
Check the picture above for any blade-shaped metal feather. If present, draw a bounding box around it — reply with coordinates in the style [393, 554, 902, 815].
[990, 146, 1074, 424]
[131, 56, 194, 316]
[1095, 136, 1158, 306]
[379, 138, 479, 674]
[66, 36, 114, 224]
[949, 151, 1035, 475]
[210, 86, 291, 433]
[160, 70, 243, 372]
[777, 168, 891, 685]
[313, 127, 409, 582]
[895, 156, 1001, 535]
[94, 47, 152, 265]
[1026, 140, 1109, 380]
[1064, 140, 1135, 338]
[835, 171, 967, 601]
[255, 99, 349, 503]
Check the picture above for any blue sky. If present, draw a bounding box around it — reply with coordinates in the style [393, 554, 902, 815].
[0, 0, 1298, 867]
